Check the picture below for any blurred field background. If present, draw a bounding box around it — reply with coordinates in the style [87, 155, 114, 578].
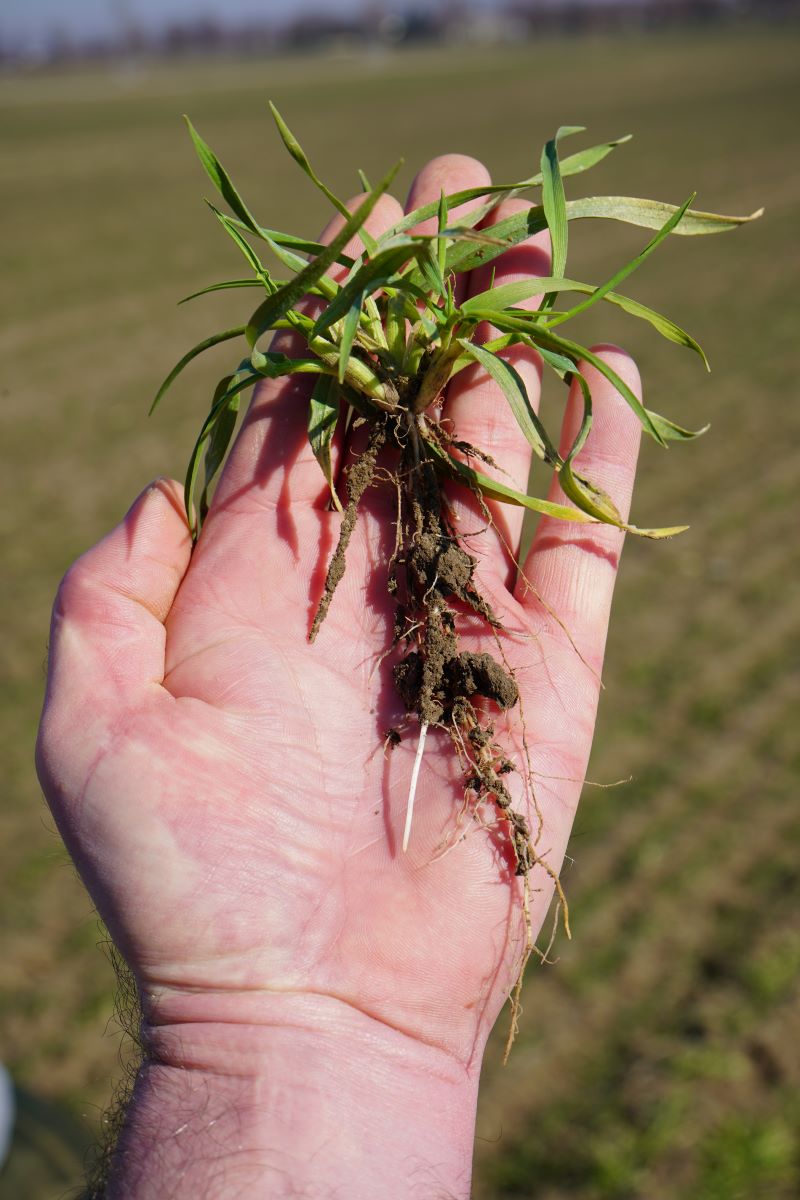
[1, 24, 798, 1198]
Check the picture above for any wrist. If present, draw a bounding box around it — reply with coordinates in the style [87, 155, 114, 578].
[108, 993, 480, 1199]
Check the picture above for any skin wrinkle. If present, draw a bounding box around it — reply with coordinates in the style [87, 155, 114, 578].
[534, 552, 621, 667]
[163, 633, 247, 695]
[144, 993, 475, 1078]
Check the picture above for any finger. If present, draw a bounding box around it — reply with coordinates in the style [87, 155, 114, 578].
[36, 479, 191, 789]
[211, 192, 404, 517]
[442, 200, 551, 585]
[519, 345, 642, 679]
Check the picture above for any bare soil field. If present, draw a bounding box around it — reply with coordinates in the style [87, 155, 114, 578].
[1, 27, 797, 1197]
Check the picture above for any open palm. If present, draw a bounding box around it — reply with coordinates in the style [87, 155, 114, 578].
[36, 155, 641, 1071]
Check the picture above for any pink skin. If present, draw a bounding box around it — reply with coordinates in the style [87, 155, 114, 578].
[36, 154, 642, 1197]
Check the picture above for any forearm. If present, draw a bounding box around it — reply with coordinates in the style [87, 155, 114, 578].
[106, 997, 480, 1199]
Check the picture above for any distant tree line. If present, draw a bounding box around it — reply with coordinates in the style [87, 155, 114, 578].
[1, 0, 797, 67]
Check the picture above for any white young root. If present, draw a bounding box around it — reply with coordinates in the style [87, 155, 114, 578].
[402, 721, 429, 853]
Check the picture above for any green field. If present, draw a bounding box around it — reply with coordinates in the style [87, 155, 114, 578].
[1, 27, 798, 1197]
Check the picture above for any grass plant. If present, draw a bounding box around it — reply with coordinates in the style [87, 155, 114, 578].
[154, 106, 759, 914]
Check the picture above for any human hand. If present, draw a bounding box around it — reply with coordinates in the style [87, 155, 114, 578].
[36, 154, 642, 1198]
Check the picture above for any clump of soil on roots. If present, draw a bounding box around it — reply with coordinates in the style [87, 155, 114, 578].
[309, 406, 570, 1054]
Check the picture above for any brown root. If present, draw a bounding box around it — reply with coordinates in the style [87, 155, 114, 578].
[309, 421, 386, 642]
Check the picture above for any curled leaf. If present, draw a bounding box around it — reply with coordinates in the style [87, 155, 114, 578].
[645, 410, 710, 441]
[535, 328, 665, 446]
[626, 523, 689, 539]
[558, 464, 622, 525]
[427, 440, 593, 524]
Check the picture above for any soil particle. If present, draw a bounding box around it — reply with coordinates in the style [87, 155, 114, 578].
[393, 604, 408, 642]
[490, 775, 514, 809]
[438, 543, 477, 596]
[393, 651, 424, 713]
[394, 642, 517, 726]
[405, 492, 497, 626]
[394, 603, 462, 725]
[407, 526, 476, 601]
[450, 696, 475, 727]
[419, 606, 458, 723]
[448, 652, 518, 710]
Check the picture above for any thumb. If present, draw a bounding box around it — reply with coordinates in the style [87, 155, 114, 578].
[36, 478, 191, 790]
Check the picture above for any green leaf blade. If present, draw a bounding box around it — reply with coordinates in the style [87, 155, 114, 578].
[388, 131, 629, 239]
[245, 159, 402, 351]
[312, 241, 415, 338]
[599, 291, 709, 368]
[458, 340, 559, 464]
[200, 387, 241, 523]
[427, 440, 594, 524]
[645, 410, 710, 441]
[178, 278, 272, 305]
[269, 101, 352, 221]
[338, 300, 363, 384]
[150, 325, 246, 416]
[541, 128, 576, 284]
[444, 194, 762, 278]
[567, 195, 764, 235]
[463, 275, 708, 369]
[535, 328, 665, 446]
[547, 194, 695, 328]
[308, 375, 343, 511]
[206, 202, 272, 281]
[184, 117, 261, 235]
[557, 133, 632, 179]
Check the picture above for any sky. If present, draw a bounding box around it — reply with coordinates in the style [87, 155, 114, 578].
[1, 0, 512, 51]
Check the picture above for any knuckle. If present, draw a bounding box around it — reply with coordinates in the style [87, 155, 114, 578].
[52, 554, 96, 624]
